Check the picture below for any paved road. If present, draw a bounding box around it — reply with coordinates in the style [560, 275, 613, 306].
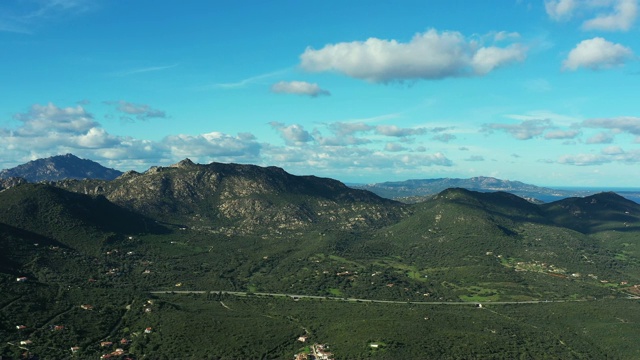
[149, 290, 628, 305]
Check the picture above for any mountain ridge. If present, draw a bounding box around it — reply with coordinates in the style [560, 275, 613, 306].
[0, 153, 123, 182]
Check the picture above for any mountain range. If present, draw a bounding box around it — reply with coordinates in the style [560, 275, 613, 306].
[4, 153, 639, 204]
[2, 155, 640, 359]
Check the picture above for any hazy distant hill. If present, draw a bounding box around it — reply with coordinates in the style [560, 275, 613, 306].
[352, 176, 598, 202]
[0, 153, 123, 182]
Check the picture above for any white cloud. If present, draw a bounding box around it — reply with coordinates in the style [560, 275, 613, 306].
[328, 122, 374, 136]
[582, 0, 638, 31]
[13, 103, 99, 136]
[269, 122, 314, 145]
[384, 142, 406, 152]
[602, 145, 625, 155]
[300, 29, 527, 83]
[271, 81, 330, 97]
[558, 148, 640, 165]
[481, 119, 553, 140]
[545, 0, 638, 31]
[471, 45, 527, 75]
[0, 102, 261, 170]
[586, 132, 615, 144]
[375, 125, 427, 137]
[581, 117, 640, 135]
[544, 129, 580, 139]
[104, 100, 166, 122]
[163, 132, 260, 159]
[432, 133, 457, 143]
[492, 31, 521, 42]
[558, 153, 608, 165]
[563, 37, 633, 70]
[545, 0, 578, 21]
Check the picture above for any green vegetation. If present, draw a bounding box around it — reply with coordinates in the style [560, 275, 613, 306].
[1, 173, 640, 358]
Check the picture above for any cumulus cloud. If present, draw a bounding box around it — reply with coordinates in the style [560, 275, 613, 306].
[545, 0, 578, 21]
[384, 142, 406, 152]
[586, 132, 615, 144]
[581, 117, 640, 135]
[558, 148, 640, 166]
[269, 122, 314, 145]
[271, 81, 330, 97]
[582, 0, 638, 31]
[558, 153, 608, 166]
[375, 125, 427, 137]
[546, 0, 638, 31]
[328, 122, 375, 136]
[163, 132, 261, 159]
[481, 119, 552, 140]
[544, 129, 580, 139]
[432, 133, 457, 143]
[563, 37, 633, 71]
[299, 29, 527, 83]
[0, 102, 261, 170]
[104, 100, 167, 122]
[12, 103, 99, 136]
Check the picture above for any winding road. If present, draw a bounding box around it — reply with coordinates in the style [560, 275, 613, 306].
[149, 290, 638, 305]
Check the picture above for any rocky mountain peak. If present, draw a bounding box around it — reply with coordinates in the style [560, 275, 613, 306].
[0, 154, 123, 182]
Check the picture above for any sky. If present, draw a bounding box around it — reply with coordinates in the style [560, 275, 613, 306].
[1, 0, 639, 187]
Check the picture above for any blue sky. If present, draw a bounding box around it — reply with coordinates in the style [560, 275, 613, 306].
[1, 0, 639, 187]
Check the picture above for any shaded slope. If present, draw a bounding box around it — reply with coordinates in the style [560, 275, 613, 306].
[0, 183, 167, 254]
[542, 192, 640, 233]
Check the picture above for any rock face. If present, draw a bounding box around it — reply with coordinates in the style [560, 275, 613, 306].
[0, 177, 27, 191]
[0, 154, 123, 182]
[54, 160, 408, 235]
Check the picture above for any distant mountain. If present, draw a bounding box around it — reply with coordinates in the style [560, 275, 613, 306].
[53, 159, 407, 235]
[352, 176, 598, 202]
[0, 153, 123, 182]
[541, 191, 640, 233]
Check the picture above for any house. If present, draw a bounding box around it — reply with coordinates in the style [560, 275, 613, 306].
[16, 277, 27, 282]
[111, 348, 125, 356]
[80, 304, 94, 310]
[144, 327, 152, 334]
[53, 325, 65, 331]
[16, 325, 27, 330]
[100, 354, 112, 359]
[101, 341, 113, 347]
[297, 335, 308, 342]
[369, 343, 379, 348]
[120, 338, 129, 345]
[70, 346, 80, 353]
[20, 340, 32, 346]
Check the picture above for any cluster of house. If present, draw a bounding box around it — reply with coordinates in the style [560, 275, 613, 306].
[98, 337, 133, 358]
[293, 341, 333, 360]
